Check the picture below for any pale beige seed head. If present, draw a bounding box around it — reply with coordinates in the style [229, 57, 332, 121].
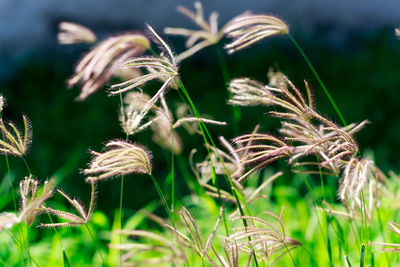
[164, 2, 223, 61]
[84, 140, 152, 182]
[267, 67, 285, 87]
[396, 28, 400, 38]
[0, 115, 32, 157]
[0, 95, 4, 113]
[58, 22, 97, 44]
[151, 110, 183, 154]
[228, 78, 274, 107]
[228, 209, 301, 263]
[68, 33, 150, 100]
[18, 177, 54, 226]
[165, 206, 223, 258]
[119, 92, 154, 136]
[0, 212, 19, 231]
[39, 181, 96, 228]
[224, 13, 288, 54]
[110, 229, 185, 265]
[338, 158, 385, 221]
[110, 25, 179, 96]
[113, 67, 141, 82]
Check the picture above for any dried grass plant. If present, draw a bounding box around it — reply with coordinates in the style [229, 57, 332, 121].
[0, 115, 31, 157]
[67, 31, 150, 100]
[1, 2, 398, 266]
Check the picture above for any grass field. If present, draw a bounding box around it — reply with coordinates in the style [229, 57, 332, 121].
[1, 3, 400, 266]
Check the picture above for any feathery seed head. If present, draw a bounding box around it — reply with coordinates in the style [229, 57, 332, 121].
[228, 78, 275, 107]
[151, 110, 183, 154]
[18, 177, 54, 226]
[0, 95, 4, 113]
[110, 229, 185, 266]
[233, 133, 291, 182]
[0, 212, 19, 231]
[371, 221, 400, 251]
[396, 28, 400, 38]
[267, 68, 285, 87]
[224, 13, 288, 54]
[68, 33, 150, 100]
[110, 25, 179, 96]
[119, 92, 155, 136]
[165, 206, 223, 258]
[58, 22, 97, 44]
[0, 115, 32, 157]
[1, 177, 54, 230]
[84, 140, 152, 182]
[39, 181, 96, 228]
[338, 158, 385, 221]
[228, 209, 301, 263]
[164, 2, 223, 61]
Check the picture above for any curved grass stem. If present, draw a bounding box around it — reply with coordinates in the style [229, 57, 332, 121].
[149, 174, 175, 228]
[288, 34, 347, 126]
[178, 80, 259, 267]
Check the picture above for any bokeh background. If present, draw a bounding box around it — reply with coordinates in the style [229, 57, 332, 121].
[1, 0, 400, 220]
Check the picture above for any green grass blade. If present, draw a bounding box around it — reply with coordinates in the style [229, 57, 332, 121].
[360, 244, 365, 267]
[288, 34, 347, 126]
[62, 250, 70, 267]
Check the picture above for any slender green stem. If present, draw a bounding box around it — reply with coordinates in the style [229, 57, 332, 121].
[4, 154, 17, 212]
[85, 224, 106, 266]
[149, 174, 175, 227]
[296, 166, 347, 256]
[327, 219, 334, 267]
[214, 45, 230, 84]
[21, 156, 32, 175]
[360, 243, 365, 267]
[214, 45, 241, 136]
[176, 88, 230, 236]
[119, 176, 125, 224]
[178, 81, 258, 266]
[170, 133, 175, 216]
[118, 92, 128, 265]
[288, 34, 347, 126]
[2, 143, 29, 265]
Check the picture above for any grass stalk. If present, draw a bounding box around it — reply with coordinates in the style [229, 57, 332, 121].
[85, 224, 107, 266]
[170, 132, 175, 216]
[288, 34, 347, 126]
[149, 173, 175, 227]
[178, 80, 259, 266]
[360, 243, 365, 267]
[213, 44, 241, 136]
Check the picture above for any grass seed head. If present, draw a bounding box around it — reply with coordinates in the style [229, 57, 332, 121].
[39, 181, 96, 228]
[151, 110, 183, 154]
[119, 92, 154, 136]
[110, 25, 179, 97]
[0, 212, 19, 231]
[0, 115, 32, 157]
[228, 78, 275, 107]
[18, 177, 54, 226]
[228, 209, 301, 263]
[0, 95, 4, 113]
[68, 33, 150, 100]
[164, 2, 223, 61]
[58, 22, 97, 44]
[338, 158, 385, 221]
[84, 140, 152, 182]
[110, 229, 185, 266]
[224, 13, 289, 54]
